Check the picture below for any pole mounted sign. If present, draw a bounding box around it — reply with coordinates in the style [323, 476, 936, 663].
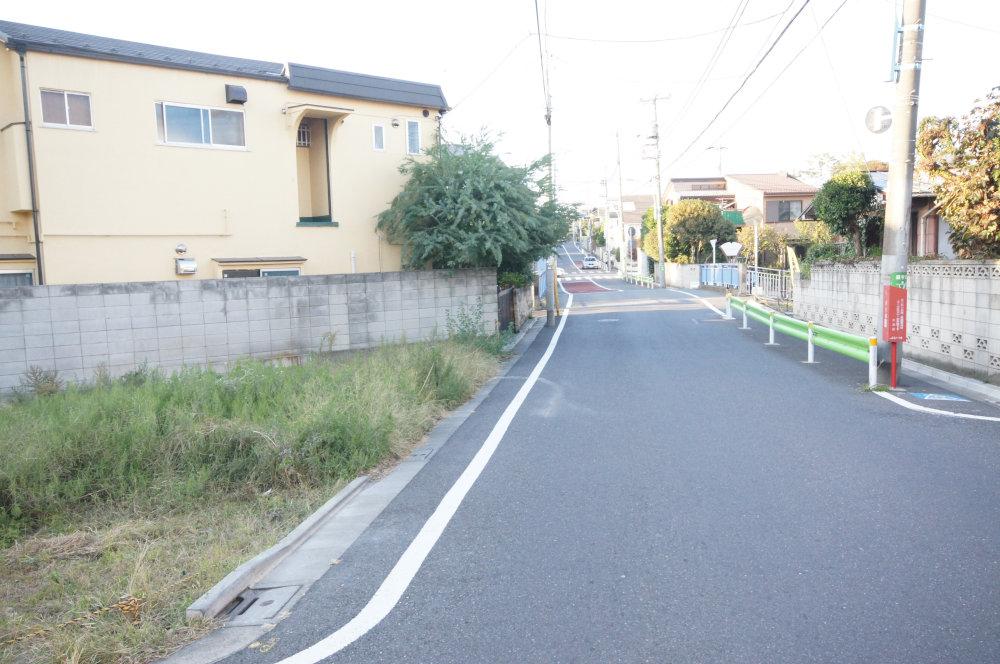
[882, 271, 908, 387]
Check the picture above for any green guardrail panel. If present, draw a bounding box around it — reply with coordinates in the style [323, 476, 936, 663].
[729, 297, 869, 362]
[813, 325, 869, 351]
[773, 318, 810, 342]
[812, 334, 869, 363]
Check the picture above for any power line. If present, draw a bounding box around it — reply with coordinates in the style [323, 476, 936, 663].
[666, 0, 815, 169]
[663, 0, 752, 142]
[713, 0, 850, 143]
[809, 1, 865, 160]
[450, 34, 533, 111]
[538, 8, 787, 44]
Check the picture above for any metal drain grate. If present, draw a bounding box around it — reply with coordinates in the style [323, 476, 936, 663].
[224, 585, 300, 626]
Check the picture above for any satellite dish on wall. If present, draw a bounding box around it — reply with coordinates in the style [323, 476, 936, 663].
[720, 241, 742, 258]
[865, 106, 892, 134]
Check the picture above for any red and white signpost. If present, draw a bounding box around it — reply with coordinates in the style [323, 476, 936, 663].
[882, 279, 907, 388]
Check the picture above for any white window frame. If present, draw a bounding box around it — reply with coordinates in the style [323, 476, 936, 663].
[372, 123, 386, 152]
[154, 101, 247, 150]
[39, 89, 94, 130]
[406, 119, 421, 155]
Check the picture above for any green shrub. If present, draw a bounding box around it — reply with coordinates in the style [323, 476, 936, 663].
[498, 271, 531, 289]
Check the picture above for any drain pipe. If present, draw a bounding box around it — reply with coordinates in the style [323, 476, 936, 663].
[17, 49, 45, 285]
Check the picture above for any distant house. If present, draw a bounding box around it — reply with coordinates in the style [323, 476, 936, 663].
[869, 172, 953, 258]
[0, 19, 448, 286]
[664, 172, 818, 236]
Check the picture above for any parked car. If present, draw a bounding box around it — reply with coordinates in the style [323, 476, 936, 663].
[582, 255, 600, 269]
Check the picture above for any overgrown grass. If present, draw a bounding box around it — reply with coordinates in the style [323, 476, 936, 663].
[0, 331, 505, 662]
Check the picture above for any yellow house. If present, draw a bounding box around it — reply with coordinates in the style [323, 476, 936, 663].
[0, 20, 448, 286]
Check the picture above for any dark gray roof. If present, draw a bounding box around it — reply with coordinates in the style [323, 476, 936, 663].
[212, 256, 307, 264]
[288, 63, 448, 110]
[0, 20, 285, 80]
[0, 20, 448, 109]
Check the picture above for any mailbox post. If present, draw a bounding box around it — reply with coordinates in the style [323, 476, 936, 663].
[882, 271, 907, 388]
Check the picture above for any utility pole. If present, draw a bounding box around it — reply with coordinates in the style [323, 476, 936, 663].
[533, 0, 554, 201]
[616, 130, 627, 276]
[879, 0, 926, 382]
[642, 95, 669, 288]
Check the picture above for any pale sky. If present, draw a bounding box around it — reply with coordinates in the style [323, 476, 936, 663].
[7, 0, 999, 207]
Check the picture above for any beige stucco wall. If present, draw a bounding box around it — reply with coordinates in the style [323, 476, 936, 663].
[7, 49, 439, 284]
[0, 48, 37, 276]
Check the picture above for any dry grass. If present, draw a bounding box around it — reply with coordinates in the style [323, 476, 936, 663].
[1, 486, 333, 663]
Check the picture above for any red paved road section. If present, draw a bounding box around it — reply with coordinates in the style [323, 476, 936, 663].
[561, 281, 607, 293]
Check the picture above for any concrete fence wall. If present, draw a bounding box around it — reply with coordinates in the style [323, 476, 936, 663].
[657, 263, 701, 289]
[794, 260, 1000, 383]
[0, 268, 498, 393]
[513, 285, 534, 330]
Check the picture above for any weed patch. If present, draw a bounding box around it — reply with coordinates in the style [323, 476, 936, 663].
[0, 336, 503, 662]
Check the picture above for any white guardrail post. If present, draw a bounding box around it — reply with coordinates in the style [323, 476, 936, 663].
[766, 312, 777, 346]
[868, 337, 878, 387]
[725, 294, 733, 319]
[806, 322, 816, 363]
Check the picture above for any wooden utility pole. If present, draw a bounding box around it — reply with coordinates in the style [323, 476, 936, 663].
[642, 95, 669, 288]
[879, 0, 926, 381]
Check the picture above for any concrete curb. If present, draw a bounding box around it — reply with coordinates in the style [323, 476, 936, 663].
[503, 315, 538, 353]
[185, 475, 370, 621]
[902, 358, 1000, 404]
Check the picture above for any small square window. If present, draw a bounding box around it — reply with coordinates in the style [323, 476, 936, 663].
[406, 120, 421, 155]
[40, 89, 93, 129]
[297, 121, 312, 148]
[373, 124, 385, 151]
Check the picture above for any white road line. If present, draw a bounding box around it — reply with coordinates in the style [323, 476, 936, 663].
[666, 288, 728, 318]
[874, 390, 1000, 422]
[277, 294, 575, 664]
[560, 245, 583, 274]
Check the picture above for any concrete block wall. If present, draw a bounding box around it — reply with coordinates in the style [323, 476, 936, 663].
[0, 268, 497, 393]
[793, 260, 1000, 383]
[905, 261, 1000, 383]
[793, 261, 881, 337]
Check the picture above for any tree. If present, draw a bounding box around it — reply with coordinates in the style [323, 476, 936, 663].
[811, 169, 878, 256]
[592, 226, 605, 247]
[736, 224, 787, 267]
[917, 87, 1000, 257]
[377, 136, 573, 275]
[641, 203, 688, 261]
[666, 200, 735, 263]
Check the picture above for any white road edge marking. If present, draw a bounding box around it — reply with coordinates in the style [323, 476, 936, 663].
[560, 245, 583, 274]
[666, 287, 727, 318]
[277, 294, 575, 664]
[874, 390, 1000, 422]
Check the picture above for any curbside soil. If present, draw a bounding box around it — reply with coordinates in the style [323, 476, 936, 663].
[186, 476, 370, 621]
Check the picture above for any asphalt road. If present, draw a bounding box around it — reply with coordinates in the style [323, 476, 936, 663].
[225, 244, 1000, 663]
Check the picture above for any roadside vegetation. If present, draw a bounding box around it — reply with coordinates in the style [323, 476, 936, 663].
[1, 318, 507, 662]
[376, 134, 574, 288]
